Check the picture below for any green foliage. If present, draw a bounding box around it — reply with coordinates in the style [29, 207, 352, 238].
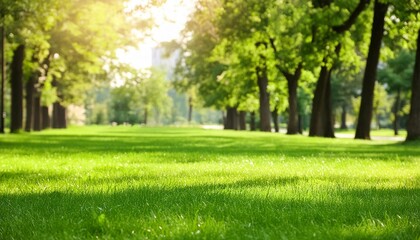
[378, 50, 415, 92]
[178, 0, 378, 127]
[331, 65, 363, 112]
[354, 83, 393, 128]
[109, 67, 173, 125]
[134, 68, 173, 124]
[373, 84, 392, 127]
[0, 126, 419, 239]
[110, 85, 137, 124]
[2, 0, 164, 123]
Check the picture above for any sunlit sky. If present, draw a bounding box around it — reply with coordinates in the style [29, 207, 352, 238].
[117, 0, 195, 69]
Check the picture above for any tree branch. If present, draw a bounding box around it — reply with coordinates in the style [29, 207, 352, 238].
[332, 0, 371, 33]
[268, 37, 278, 55]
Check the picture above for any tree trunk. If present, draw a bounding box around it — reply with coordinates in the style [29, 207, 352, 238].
[355, 0, 388, 140]
[298, 114, 303, 134]
[406, 28, 420, 141]
[33, 95, 42, 131]
[340, 104, 348, 129]
[60, 105, 67, 128]
[225, 107, 238, 130]
[25, 73, 36, 132]
[41, 106, 50, 129]
[272, 109, 279, 133]
[393, 87, 401, 136]
[250, 111, 256, 131]
[52, 102, 59, 128]
[256, 66, 271, 132]
[188, 96, 193, 123]
[286, 76, 299, 134]
[0, 26, 5, 133]
[34, 56, 50, 131]
[280, 64, 302, 134]
[269, 36, 302, 134]
[10, 44, 25, 133]
[238, 111, 246, 130]
[33, 64, 43, 131]
[52, 101, 66, 129]
[307, 0, 369, 138]
[309, 63, 335, 138]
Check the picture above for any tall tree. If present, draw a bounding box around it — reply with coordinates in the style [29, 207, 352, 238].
[255, 42, 272, 132]
[217, 0, 274, 132]
[267, 1, 311, 134]
[355, 0, 388, 139]
[0, 25, 4, 133]
[407, 28, 420, 141]
[10, 44, 25, 133]
[309, 0, 371, 138]
[25, 69, 37, 131]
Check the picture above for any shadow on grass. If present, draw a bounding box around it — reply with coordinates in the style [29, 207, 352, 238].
[1, 176, 419, 239]
[0, 128, 419, 162]
[1, 128, 419, 238]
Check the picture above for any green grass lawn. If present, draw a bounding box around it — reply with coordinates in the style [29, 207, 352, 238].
[0, 126, 419, 239]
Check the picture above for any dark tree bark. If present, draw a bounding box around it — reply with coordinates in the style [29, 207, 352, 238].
[188, 96, 193, 123]
[238, 111, 246, 130]
[406, 28, 420, 141]
[41, 106, 50, 129]
[312, 0, 333, 8]
[51, 76, 67, 129]
[298, 114, 303, 134]
[355, 0, 388, 140]
[60, 105, 67, 128]
[340, 104, 348, 130]
[256, 65, 271, 132]
[10, 44, 25, 133]
[225, 107, 238, 130]
[271, 109, 279, 133]
[0, 26, 5, 133]
[393, 87, 401, 136]
[308, 0, 370, 138]
[255, 41, 271, 132]
[34, 55, 50, 131]
[332, 0, 372, 34]
[33, 71, 43, 131]
[309, 62, 335, 138]
[250, 111, 256, 131]
[52, 101, 66, 128]
[269, 38, 302, 135]
[52, 102, 59, 128]
[25, 73, 36, 132]
[285, 72, 300, 134]
[33, 95, 42, 131]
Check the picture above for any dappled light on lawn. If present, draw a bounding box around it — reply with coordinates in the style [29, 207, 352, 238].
[0, 127, 419, 239]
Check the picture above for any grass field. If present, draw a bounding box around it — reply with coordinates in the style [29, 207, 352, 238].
[0, 126, 419, 239]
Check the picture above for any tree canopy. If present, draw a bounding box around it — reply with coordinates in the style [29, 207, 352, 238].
[2, 0, 420, 141]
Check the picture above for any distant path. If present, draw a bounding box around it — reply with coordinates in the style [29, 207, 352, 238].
[202, 125, 224, 130]
[335, 133, 405, 141]
[201, 125, 405, 141]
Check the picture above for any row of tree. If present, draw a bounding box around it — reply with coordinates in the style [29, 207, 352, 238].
[1, 0, 419, 141]
[0, 0, 161, 133]
[172, 0, 420, 140]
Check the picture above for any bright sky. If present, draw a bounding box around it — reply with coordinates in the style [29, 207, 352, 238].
[117, 0, 196, 69]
